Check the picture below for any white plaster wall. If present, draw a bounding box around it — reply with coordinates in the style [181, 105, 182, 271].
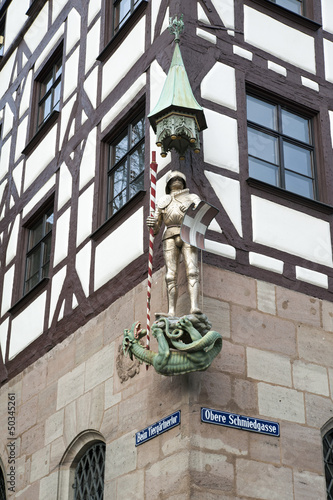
[210, 0, 234, 29]
[151, 0, 162, 41]
[0, 49, 17, 99]
[84, 67, 99, 109]
[198, 3, 210, 25]
[3, 103, 14, 139]
[79, 128, 97, 190]
[5, 0, 29, 51]
[57, 163, 73, 210]
[268, 61, 287, 77]
[66, 8, 81, 54]
[52, 0, 68, 24]
[102, 17, 145, 101]
[196, 28, 216, 45]
[23, 175, 56, 217]
[324, 39, 333, 84]
[76, 185, 94, 247]
[88, 0, 102, 26]
[204, 170, 242, 236]
[12, 162, 23, 197]
[9, 292, 47, 359]
[249, 252, 284, 274]
[94, 208, 144, 290]
[233, 45, 252, 61]
[24, 125, 57, 191]
[1, 266, 14, 316]
[48, 266, 67, 328]
[35, 27, 65, 74]
[205, 240, 236, 259]
[296, 267, 328, 288]
[0, 138, 11, 182]
[322, 0, 333, 34]
[6, 215, 19, 266]
[76, 242, 91, 297]
[85, 19, 100, 73]
[329, 111, 333, 149]
[53, 208, 71, 267]
[0, 318, 8, 361]
[252, 196, 333, 267]
[101, 74, 146, 132]
[201, 62, 236, 110]
[15, 116, 28, 162]
[203, 108, 239, 172]
[63, 47, 80, 102]
[25, 5, 49, 53]
[60, 95, 76, 147]
[19, 70, 33, 119]
[244, 7, 315, 74]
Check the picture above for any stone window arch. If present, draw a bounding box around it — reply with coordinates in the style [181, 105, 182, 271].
[322, 419, 333, 500]
[57, 430, 106, 500]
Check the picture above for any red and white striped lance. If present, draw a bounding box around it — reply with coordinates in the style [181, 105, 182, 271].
[146, 152, 158, 354]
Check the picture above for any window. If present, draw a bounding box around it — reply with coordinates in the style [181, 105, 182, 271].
[270, 0, 303, 15]
[324, 429, 333, 500]
[36, 54, 62, 131]
[112, 0, 143, 35]
[0, 464, 5, 500]
[24, 207, 53, 294]
[247, 93, 317, 200]
[0, 13, 5, 57]
[107, 111, 145, 218]
[73, 442, 106, 500]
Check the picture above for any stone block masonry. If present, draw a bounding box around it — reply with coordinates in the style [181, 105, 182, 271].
[0, 264, 329, 499]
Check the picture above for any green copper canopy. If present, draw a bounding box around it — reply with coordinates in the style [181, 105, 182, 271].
[148, 41, 207, 132]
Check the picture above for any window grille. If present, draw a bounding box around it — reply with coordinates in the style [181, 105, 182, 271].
[324, 429, 333, 500]
[107, 111, 145, 218]
[247, 93, 317, 200]
[73, 442, 106, 500]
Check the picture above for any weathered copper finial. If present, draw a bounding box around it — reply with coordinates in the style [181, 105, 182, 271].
[148, 15, 207, 160]
[168, 14, 184, 43]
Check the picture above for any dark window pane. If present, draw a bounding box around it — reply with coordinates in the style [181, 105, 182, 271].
[132, 116, 145, 146]
[38, 95, 52, 125]
[249, 157, 279, 186]
[74, 443, 105, 500]
[28, 220, 44, 250]
[248, 128, 278, 165]
[111, 190, 127, 215]
[282, 109, 310, 143]
[283, 141, 312, 177]
[129, 143, 144, 180]
[275, 0, 302, 15]
[247, 95, 277, 130]
[45, 211, 54, 233]
[113, 162, 128, 196]
[26, 248, 42, 282]
[114, 0, 131, 32]
[130, 172, 144, 197]
[53, 82, 61, 110]
[285, 171, 314, 199]
[113, 134, 128, 165]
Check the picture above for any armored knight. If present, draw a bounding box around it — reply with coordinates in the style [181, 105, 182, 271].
[147, 171, 201, 316]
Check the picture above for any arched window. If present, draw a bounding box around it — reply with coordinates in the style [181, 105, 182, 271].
[57, 430, 106, 500]
[324, 428, 333, 500]
[73, 442, 106, 500]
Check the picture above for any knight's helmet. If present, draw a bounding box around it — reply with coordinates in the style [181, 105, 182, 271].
[165, 171, 187, 194]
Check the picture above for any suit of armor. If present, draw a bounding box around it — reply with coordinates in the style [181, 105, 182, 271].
[147, 172, 201, 316]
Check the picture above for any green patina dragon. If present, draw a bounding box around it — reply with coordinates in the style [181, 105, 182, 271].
[122, 317, 222, 376]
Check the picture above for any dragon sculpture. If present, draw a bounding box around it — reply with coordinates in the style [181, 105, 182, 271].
[122, 317, 222, 376]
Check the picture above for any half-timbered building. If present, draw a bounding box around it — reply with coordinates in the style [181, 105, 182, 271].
[0, 0, 332, 498]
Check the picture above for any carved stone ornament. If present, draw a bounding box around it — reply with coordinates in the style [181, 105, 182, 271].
[116, 343, 141, 383]
[122, 315, 222, 376]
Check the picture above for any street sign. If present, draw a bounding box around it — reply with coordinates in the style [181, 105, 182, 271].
[201, 408, 280, 437]
[135, 410, 181, 446]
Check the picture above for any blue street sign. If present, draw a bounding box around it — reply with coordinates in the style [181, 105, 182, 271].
[135, 410, 181, 446]
[201, 408, 280, 437]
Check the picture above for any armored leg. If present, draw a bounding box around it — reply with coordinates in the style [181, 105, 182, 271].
[163, 237, 181, 316]
[182, 242, 201, 314]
